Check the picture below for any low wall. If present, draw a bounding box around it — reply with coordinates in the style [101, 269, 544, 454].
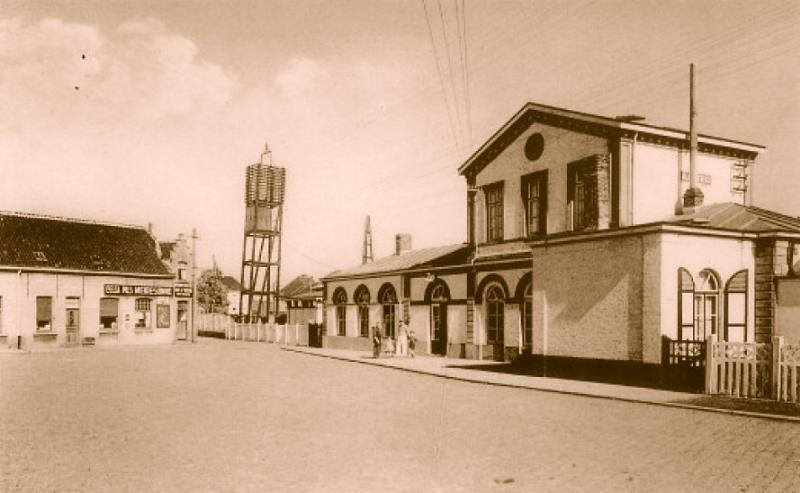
[324, 335, 372, 351]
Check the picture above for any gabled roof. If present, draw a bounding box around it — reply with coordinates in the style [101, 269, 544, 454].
[665, 202, 800, 234]
[0, 211, 171, 276]
[323, 244, 470, 279]
[281, 274, 321, 299]
[459, 102, 765, 178]
[221, 276, 242, 291]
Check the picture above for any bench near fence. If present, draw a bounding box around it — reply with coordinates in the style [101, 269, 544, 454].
[705, 335, 800, 403]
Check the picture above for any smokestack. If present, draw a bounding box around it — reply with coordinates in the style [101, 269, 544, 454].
[362, 215, 373, 264]
[395, 233, 412, 256]
[683, 63, 704, 210]
[690, 63, 698, 190]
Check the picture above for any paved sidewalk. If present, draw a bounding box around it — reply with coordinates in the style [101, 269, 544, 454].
[282, 346, 800, 422]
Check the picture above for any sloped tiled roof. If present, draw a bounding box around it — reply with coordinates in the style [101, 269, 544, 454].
[324, 244, 469, 279]
[0, 212, 171, 276]
[665, 202, 800, 234]
[281, 274, 321, 299]
[221, 276, 242, 291]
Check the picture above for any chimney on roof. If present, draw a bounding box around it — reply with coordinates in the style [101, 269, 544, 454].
[395, 233, 412, 256]
[683, 63, 704, 212]
[362, 215, 373, 264]
[147, 222, 153, 234]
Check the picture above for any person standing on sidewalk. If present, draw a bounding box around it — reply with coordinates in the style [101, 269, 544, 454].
[372, 324, 382, 359]
[408, 329, 416, 358]
[396, 320, 409, 357]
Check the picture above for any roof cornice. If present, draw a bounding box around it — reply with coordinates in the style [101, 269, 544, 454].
[458, 102, 765, 178]
[0, 265, 175, 279]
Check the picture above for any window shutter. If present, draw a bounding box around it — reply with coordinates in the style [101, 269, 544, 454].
[725, 270, 747, 292]
[540, 172, 548, 234]
[679, 269, 695, 291]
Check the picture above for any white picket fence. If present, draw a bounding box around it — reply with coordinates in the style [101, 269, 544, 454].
[706, 335, 800, 402]
[196, 313, 308, 347]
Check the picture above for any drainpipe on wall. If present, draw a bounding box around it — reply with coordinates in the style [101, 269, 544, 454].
[630, 132, 637, 225]
[16, 269, 22, 350]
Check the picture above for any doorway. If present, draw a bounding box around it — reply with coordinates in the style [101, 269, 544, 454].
[431, 302, 448, 355]
[65, 303, 80, 347]
[428, 282, 449, 356]
[177, 301, 188, 340]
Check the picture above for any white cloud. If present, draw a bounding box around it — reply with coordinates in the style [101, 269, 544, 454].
[0, 16, 238, 128]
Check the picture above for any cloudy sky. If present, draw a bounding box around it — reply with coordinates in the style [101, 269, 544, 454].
[1, 0, 798, 284]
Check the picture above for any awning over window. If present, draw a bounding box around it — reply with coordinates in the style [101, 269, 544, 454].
[100, 298, 118, 317]
[36, 297, 52, 321]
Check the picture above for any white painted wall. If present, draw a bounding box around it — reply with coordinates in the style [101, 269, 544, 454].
[473, 122, 609, 240]
[630, 141, 748, 224]
[0, 271, 178, 349]
[657, 233, 756, 348]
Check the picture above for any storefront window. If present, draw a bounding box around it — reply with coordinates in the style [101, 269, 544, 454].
[135, 298, 152, 328]
[100, 298, 119, 330]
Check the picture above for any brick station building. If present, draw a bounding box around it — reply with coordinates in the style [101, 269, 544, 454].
[322, 102, 800, 375]
[0, 212, 192, 350]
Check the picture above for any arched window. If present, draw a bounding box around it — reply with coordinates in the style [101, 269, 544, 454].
[485, 284, 505, 345]
[725, 270, 748, 342]
[354, 285, 370, 338]
[521, 281, 532, 350]
[379, 284, 398, 339]
[333, 288, 347, 336]
[693, 269, 720, 341]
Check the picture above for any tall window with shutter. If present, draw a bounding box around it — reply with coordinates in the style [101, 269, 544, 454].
[568, 161, 597, 231]
[724, 270, 748, 342]
[484, 182, 504, 243]
[521, 171, 548, 237]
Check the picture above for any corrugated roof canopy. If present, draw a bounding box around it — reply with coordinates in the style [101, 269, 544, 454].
[665, 202, 800, 233]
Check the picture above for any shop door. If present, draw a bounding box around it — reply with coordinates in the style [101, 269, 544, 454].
[431, 303, 448, 356]
[177, 302, 188, 340]
[65, 308, 80, 346]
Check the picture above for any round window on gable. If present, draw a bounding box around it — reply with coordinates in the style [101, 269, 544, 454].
[524, 133, 544, 161]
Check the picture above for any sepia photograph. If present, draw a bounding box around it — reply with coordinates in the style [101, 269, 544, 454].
[1, 0, 799, 491]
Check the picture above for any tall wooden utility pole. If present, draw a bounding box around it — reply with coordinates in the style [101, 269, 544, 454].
[190, 227, 198, 343]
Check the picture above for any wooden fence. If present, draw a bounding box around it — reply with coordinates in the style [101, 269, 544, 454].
[196, 313, 309, 347]
[705, 335, 800, 402]
[777, 340, 800, 403]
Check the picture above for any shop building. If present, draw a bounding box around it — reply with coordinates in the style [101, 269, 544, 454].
[322, 102, 800, 368]
[0, 212, 190, 350]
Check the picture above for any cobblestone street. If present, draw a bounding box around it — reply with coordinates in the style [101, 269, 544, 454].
[1, 340, 799, 492]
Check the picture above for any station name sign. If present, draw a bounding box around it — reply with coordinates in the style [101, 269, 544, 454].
[104, 284, 192, 297]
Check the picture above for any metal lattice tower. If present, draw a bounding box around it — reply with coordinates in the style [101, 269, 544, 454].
[238, 144, 286, 322]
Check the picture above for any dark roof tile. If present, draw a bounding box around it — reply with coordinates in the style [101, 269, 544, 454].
[0, 212, 171, 276]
